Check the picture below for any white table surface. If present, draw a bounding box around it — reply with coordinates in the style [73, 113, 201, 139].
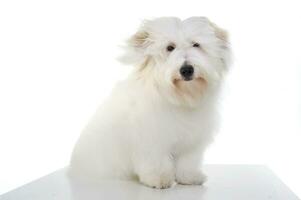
[0, 165, 299, 200]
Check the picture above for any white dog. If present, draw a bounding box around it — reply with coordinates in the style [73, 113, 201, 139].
[69, 17, 231, 189]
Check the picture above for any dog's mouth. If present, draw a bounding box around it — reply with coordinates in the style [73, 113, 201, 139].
[173, 76, 206, 84]
[183, 77, 193, 81]
[171, 76, 208, 102]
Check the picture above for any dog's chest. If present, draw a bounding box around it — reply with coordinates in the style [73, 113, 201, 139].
[135, 104, 211, 150]
[163, 109, 209, 149]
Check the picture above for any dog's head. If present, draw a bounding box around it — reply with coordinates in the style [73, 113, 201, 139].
[121, 17, 231, 107]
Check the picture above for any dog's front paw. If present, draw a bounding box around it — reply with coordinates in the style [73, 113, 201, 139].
[139, 172, 175, 189]
[176, 170, 207, 185]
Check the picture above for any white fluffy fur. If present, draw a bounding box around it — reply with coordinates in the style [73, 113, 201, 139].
[69, 17, 231, 189]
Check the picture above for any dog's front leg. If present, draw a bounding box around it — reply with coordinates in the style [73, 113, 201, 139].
[135, 152, 175, 189]
[175, 149, 207, 185]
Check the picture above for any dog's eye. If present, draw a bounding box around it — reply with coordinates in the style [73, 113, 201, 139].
[193, 43, 200, 48]
[166, 45, 175, 52]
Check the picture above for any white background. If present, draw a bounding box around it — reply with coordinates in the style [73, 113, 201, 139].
[0, 0, 300, 197]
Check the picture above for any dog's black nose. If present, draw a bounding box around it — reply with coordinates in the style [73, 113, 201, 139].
[180, 65, 194, 80]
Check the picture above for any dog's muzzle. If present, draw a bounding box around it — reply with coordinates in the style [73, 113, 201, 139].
[180, 64, 194, 81]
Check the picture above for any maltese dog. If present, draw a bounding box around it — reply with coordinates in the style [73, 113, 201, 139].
[70, 17, 231, 189]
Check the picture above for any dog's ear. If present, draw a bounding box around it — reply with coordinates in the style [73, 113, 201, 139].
[119, 22, 153, 67]
[207, 20, 232, 69]
[128, 30, 150, 49]
[209, 21, 228, 43]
